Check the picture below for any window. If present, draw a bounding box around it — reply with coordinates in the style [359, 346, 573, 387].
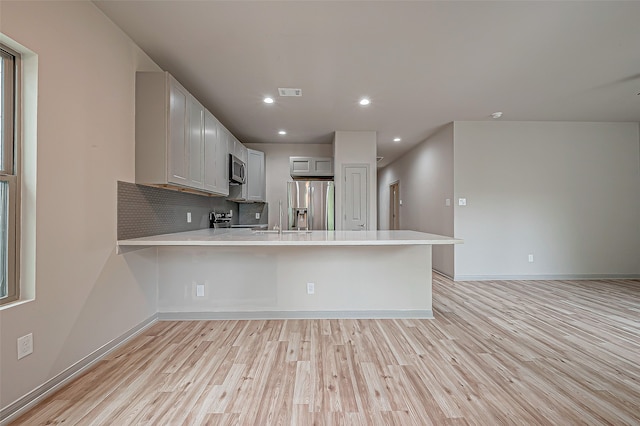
[0, 44, 19, 306]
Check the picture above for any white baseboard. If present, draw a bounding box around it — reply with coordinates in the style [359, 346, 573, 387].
[0, 315, 158, 425]
[158, 310, 434, 321]
[453, 274, 640, 281]
[433, 270, 453, 280]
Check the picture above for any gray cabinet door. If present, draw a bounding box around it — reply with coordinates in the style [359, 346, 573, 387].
[247, 149, 265, 202]
[203, 110, 229, 195]
[187, 95, 204, 189]
[343, 164, 368, 230]
[235, 137, 248, 163]
[289, 156, 333, 178]
[167, 78, 189, 186]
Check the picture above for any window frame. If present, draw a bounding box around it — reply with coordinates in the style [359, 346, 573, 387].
[0, 43, 21, 306]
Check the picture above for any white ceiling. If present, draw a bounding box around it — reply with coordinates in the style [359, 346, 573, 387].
[93, 1, 640, 167]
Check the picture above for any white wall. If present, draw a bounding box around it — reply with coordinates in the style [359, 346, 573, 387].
[0, 1, 159, 412]
[378, 124, 455, 276]
[333, 131, 377, 230]
[454, 121, 640, 279]
[245, 143, 333, 228]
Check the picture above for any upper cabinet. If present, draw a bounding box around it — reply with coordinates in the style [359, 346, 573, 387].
[165, 78, 189, 186]
[203, 110, 229, 196]
[236, 137, 247, 163]
[247, 149, 266, 202]
[228, 147, 265, 203]
[135, 71, 228, 196]
[289, 156, 334, 178]
[186, 95, 205, 189]
[227, 132, 247, 164]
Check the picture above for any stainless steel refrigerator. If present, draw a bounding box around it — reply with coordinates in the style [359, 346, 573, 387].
[287, 181, 335, 230]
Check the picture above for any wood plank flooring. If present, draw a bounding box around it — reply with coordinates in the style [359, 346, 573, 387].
[11, 275, 640, 425]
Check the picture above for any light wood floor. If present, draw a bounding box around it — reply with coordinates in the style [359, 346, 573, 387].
[11, 275, 640, 425]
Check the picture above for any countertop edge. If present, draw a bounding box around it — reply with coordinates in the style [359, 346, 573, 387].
[116, 229, 463, 249]
[117, 239, 463, 247]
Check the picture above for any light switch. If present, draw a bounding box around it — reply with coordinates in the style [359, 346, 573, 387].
[255, 213, 260, 220]
[187, 212, 192, 223]
[445, 198, 451, 207]
[458, 198, 467, 206]
[399, 200, 403, 206]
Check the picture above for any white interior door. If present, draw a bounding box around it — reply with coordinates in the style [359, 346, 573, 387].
[343, 164, 368, 230]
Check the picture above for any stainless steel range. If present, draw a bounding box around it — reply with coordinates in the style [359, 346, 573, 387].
[209, 211, 232, 228]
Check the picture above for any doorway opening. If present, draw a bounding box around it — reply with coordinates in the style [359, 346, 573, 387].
[389, 181, 400, 230]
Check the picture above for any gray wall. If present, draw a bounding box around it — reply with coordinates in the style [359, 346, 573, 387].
[378, 124, 455, 276]
[245, 143, 333, 228]
[454, 121, 640, 279]
[0, 1, 159, 412]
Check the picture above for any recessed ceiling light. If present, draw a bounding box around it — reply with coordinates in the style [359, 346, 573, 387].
[263, 97, 274, 104]
[393, 137, 401, 142]
[491, 111, 503, 119]
[359, 98, 371, 106]
[278, 130, 287, 135]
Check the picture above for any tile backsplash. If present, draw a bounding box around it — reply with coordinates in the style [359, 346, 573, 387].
[238, 203, 269, 227]
[117, 181, 240, 239]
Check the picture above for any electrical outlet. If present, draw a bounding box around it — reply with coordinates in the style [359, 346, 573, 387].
[187, 212, 192, 223]
[307, 282, 315, 295]
[528, 254, 534, 263]
[17, 333, 33, 360]
[196, 284, 205, 297]
[255, 212, 260, 220]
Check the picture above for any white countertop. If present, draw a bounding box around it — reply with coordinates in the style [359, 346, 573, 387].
[117, 228, 462, 248]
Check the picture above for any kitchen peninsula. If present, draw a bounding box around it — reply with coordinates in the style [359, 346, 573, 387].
[118, 229, 462, 319]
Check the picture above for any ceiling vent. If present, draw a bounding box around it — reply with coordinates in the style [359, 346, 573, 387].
[376, 156, 384, 162]
[278, 88, 302, 97]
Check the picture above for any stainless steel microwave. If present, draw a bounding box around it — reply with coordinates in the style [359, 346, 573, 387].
[229, 154, 246, 184]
